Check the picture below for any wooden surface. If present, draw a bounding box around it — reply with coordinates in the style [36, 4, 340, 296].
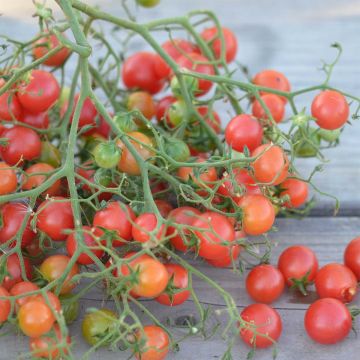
[1, 1, 360, 359]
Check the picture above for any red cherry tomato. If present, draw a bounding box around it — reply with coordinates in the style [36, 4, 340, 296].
[197, 106, 221, 133]
[311, 90, 349, 130]
[71, 95, 97, 130]
[0, 162, 17, 195]
[200, 27, 238, 63]
[166, 206, 201, 252]
[315, 263, 357, 303]
[252, 69, 290, 103]
[122, 52, 164, 94]
[128, 91, 155, 122]
[93, 201, 135, 247]
[225, 114, 263, 153]
[37, 197, 74, 241]
[344, 237, 360, 280]
[1, 254, 33, 291]
[0, 91, 23, 120]
[0, 202, 35, 248]
[278, 246, 318, 287]
[135, 325, 169, 360]
[154, 199, 173, 218]
[33, 33, 71, 67]
[246, 264, 285, 304]
[192, 211, 235, 260]
[206, 244, 241, 268]
[0, 126, 41, 166]
[0, 286, 11, 323]
[240, 303, 282, 348]
[304, 298, 351, 344]
[252, 94, 285, 123]
[9, 281, 39, 308]
[279, 178, 309, 208]
[20, 111, 49, 129]
[252, 144, 289, 185]
[132, 213, 166, 244]
[17, 70, 60, 113]
[156, 263, 190, 306]
[155, 96, 177, 124]
[66, 226, 104, 265]
[237, 194, 275, 235]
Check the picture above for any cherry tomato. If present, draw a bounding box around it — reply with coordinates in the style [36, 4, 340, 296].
[206, 244, 242, 268]
[200, 27, 238, 63]
[237, 194, 275, 235]
[93, 141, 121, 169]
[17, 70, 60, 113]
[278, 246, 318, 288]
[60, 294, 79, 325]
[0, 91, 23, 120]
[93, 201, 135, 247]
[66, 226, 104, 265]
[18, 300, 55, 338]
[136, 0, 160, 8]
[135, 325, 169, 360]
[279, 178, 309, 208]
[0, 202, 35, 248]
[304, 298, 351, 344]
[311, 90, 349, 130]
[1, 253, 33, 290]
[192, 211, 235, 260]
[252, 144, 289, 185]
[0, 162, 17, 195]
[166, 206, 201, 252]
[196, 106, 221, 133]
[39, 141, 62, 168]
[9, 281, 39, 308]
[246, 264, 285, 304]
[132, 213, 165, 245]
[164, 137, 190, 162]
[154, 200, 173, 218]
[24, 237, 46, 265]
[167, 99, 187, 127]
[155, 263, 190, 306]
[0, 126, 41, 166]
[30, 291, 62, 314]
[252, 69, 290, 103]
[20, 110, 49, 129]
[122, 52, 164, 94]
[128, 91, 155, 121]
[71, 95, 97, 130]
[82, 308, 117, 346]
[315, 263, 357, 303]
[240, 303, 282, 348]
[121, 253, 168, 298]
[225, 114, 263, 153]
[37, 197, 74, 241]
[22, 163, 61, 196]
[0, 286, 11, 323]
[155, 96, 177, 124]
[40, 255, 79, 295]
[344, 237, 360, 280]
[117, 131, 154, 176]
[176, 52, 214, 96]
[252, 94, 285, 123]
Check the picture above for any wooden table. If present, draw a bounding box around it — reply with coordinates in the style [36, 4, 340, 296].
[1, 1, 360, 359]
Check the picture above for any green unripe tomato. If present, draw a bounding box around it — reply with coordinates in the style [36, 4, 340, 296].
[170, 76, 198, 98]
[318, 128, 342, 143]
[292, 112, 311, 127]
[39, 141, 61, 168]
[168, 100, 187, 127]
[59, 86, 71, 108]
[136, 0, 160, 7]
[93, 168, 113, 187]
[60, 294, 80, 325]
[113, 112, 137, 133]
[82, 308, 117, 346]
[164, 138, 190, 162]
[93, 142, 121, 169]
[293, 127, 321, 157]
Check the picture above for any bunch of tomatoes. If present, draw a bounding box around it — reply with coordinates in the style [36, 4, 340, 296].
[0, 1, 357, 359]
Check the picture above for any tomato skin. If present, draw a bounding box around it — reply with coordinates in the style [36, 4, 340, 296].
[117, 131, 154, 176]
[166, 206, 201, 252]
[279, 178, 309, 208]
[132, 213, 165, 244]
[0, 162, 17, 195]
[71, 95, 97, 130]
[237, 194, 275, 235]
[315, 263, 357, 303]
[20, 111, 49, 129]
[192, 211, 235, 260]
[154, 200, 173, 218]
[135, 325, 170, 360]
[121, 253, 168, 298]
[177, 159, 217, 188]
[30, 292, 62, 314]
[39, 141, 61, 168]
[22, 163, 61, 196]
[17, 70, 60, 113]
[252, 69, 290, 103]
[37, 197, 74, 241]
[66, 226, 104, 265]
[252, 144, 289, 185]
[344, 237, 360, 280]
[206, 244, 241, 268]
[136, 0, 160, 8]
[122, 52, 164, 94]
[93, 142, 121, 169]
[200, 27, 238, 63]
[155, 96, 177, 124]
[0, 126, 41, 166]
[18, 300, 55, 338]
[246, 265, 285, 304]
[40, 255, 79, 295]
[304, 298, 351, 344]
[240, 303, 282, 348]
[9, 281, 39, 308]
[0, 286, 11, 323]
[0, 92, 23, 120]
[197, 106, 221, 133]
[176, 52, 215, 96]
[252, 94, 285, 123]
[311, 90, 349, 130]
[128, 91, 155, 121]
[93, 201, 135, 247]
[1, 254, 33, 291]
[225, 114, 263, 153]
[278, 246, 318, 286]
